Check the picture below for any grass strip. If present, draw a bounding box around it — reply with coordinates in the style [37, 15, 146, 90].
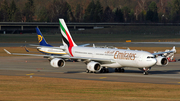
[0, 75, 180, 101]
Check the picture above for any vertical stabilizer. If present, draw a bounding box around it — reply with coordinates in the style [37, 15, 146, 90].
[59, 19, 77, 56]
[36, 28, 52, 47]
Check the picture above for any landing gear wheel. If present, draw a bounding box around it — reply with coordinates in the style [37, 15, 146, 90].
[90, 71, 94, 73]
[106, 68, 109, 73]
[100, 69, 105, 73]
[143, 72, 148, 75]
[143, 67, 150, 75]
[115, 68, 125, 73]
[100, 67, 109, 73]
[86, 69, 90, 73]
[102, 69, 106, 73]
[118, 68, 122, 72]
[121, 69, 125, 73]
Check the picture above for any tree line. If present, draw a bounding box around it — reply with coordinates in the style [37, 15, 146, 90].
[1, 0, 180, 23]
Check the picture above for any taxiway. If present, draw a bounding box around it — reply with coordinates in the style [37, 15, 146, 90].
[0, 56, 180, 85]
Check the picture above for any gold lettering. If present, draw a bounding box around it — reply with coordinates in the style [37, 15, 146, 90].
[114, 51, 119, 59]
[131, 53, 136, 60]
[114, 51, 136, 60]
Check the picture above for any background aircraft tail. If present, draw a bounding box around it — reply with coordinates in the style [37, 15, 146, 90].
[36, 28, 52, 47]
[59, 19, 77, 56]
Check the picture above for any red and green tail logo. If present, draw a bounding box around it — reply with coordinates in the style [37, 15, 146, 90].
[59, 19, 76, 56]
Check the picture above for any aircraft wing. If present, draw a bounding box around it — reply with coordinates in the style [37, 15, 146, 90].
[4, 49, 53, 57]
[78, 44, 90, 47]
[63, 56, 115, 63]
[152, 46, 176, 56]
[4, 49, 114, 63]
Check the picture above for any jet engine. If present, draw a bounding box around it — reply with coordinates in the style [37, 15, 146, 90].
[50, 58, 65, 68]
[87, 61, 102, 72]
[156, 56, 168, 66]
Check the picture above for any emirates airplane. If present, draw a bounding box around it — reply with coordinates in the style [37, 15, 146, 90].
[4, 19, 176, 75]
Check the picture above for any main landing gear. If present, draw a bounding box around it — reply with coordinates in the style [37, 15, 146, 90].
[100, 67, 109, 73]
[86, 67, 109, 73]
[115, 68, 125, 73]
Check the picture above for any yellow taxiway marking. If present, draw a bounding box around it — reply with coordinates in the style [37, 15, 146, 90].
[16, 73, 45, 76]
[26, 73, 35, 76]
[167, 82, 180, 84]
[100, 77, 107, 79]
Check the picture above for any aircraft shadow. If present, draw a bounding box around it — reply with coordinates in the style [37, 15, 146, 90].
[122, 69, 180, 75]
[149, 70, 180, 75]
[64, 71, 85, 74]
[63, 69, 180, 75]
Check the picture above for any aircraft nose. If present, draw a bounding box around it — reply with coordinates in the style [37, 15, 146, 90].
[152, 58, 157, 65]
[146, 58, 157, 67]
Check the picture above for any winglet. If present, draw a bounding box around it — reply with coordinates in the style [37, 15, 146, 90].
[24, 46, 30, 52]
[171, 46, 176, 53]
[4, 49, 11, 54]
[93, 44, 95, 48]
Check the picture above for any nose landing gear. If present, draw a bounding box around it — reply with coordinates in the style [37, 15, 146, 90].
[138, 67, 151, 75]
[143, 67, 151, 75]
[143, 71, 149, 75]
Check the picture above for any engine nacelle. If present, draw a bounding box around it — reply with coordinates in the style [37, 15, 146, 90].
[156, 56, 168, 66]
[87, 61, 102, 72]
[50, 58, 65, 68]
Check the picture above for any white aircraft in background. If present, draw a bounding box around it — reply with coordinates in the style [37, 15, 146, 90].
[22, 27, 67, 61]
[35, 27, 67, 56]
[4, 19, 176, 75]
[26, 28, 67, 56]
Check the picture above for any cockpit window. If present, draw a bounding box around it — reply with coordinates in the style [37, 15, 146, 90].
[147, 56, 155, 58]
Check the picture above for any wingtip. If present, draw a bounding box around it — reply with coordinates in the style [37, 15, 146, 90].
[4, 49, 11, 54]
[172, 46, 176, 53]
[23, 46, 30, 52]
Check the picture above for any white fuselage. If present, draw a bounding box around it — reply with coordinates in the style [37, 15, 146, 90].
[71, 46, 157, 68]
